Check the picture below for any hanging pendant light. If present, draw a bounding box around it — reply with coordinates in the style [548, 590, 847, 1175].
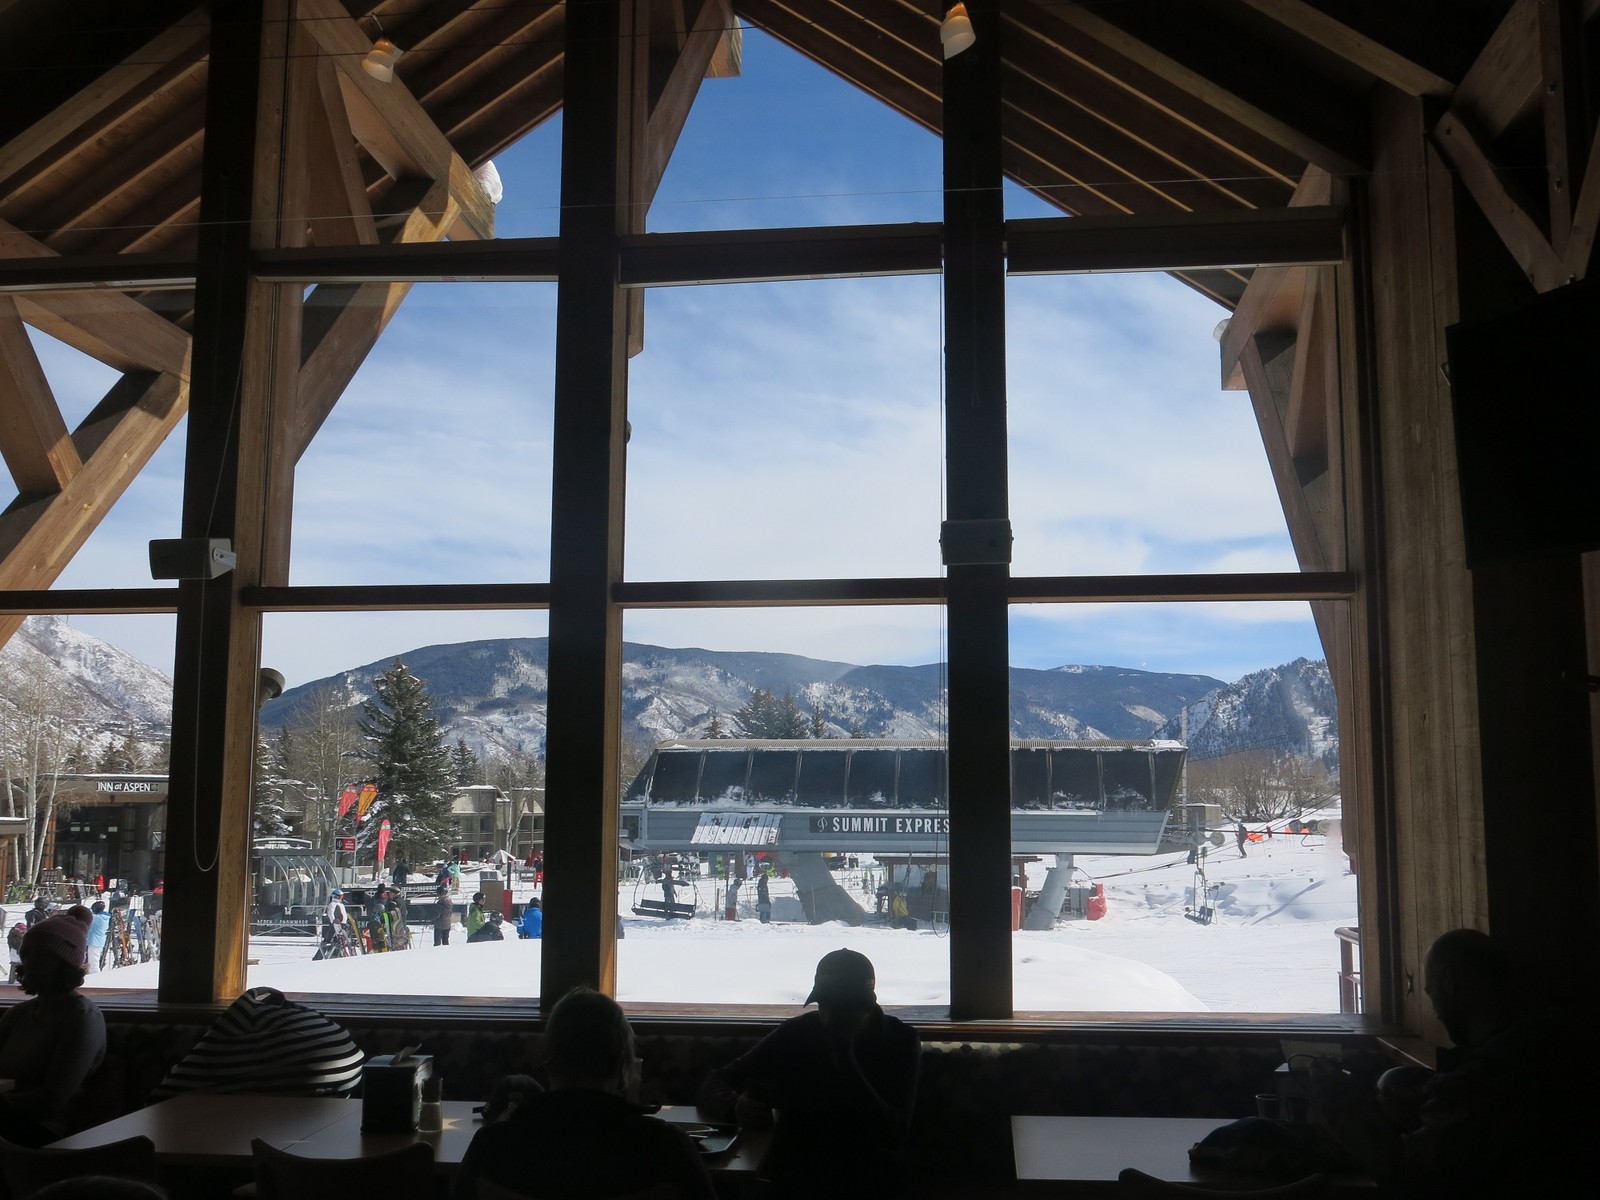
[940, 4, 976, 59]
[362, 37, 403, 83]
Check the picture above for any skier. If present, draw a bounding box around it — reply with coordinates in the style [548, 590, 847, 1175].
[1235, 822, 1249, 858]
[318, 889, 349, 959]
[756, 871, 772, 924]
[466, 892, 488, 940]
[724, 878, 741, 922]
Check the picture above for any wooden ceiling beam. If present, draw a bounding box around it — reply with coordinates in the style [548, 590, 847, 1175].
[1433, 109, 1567, 291]
[1004, 76, 1236, 216]
[42, 113, 204, 244]
[435, 46, 564, 168]
[404, 2, 561, 123]
[0, 218, 192, 374]
[1239, 331, 1331, 572]
[1006, 3, 1303, 192]
[0, 294, 79, 494]
[1233, 0, 1455, 97]
[1539, 0, 1586, 257]
[1455, 0, 1543, 139]
[297, 53, 380, 248]
[736, 0, 942, 133]
[641, 0, 737, 204]
[0, 7, 208, 192]
[1004, 33, 1292, 213]
[296, 0, 493, 239]
[0, 369, 185, 611]
[1038, 0, 1367, 175]
[1220, 166, 1336, 385]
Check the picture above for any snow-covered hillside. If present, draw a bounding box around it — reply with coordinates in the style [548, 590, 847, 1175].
[0, 615, 172, 734]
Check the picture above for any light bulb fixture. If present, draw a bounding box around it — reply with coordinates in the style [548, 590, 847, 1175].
[361, 37, 403, 83]
[941, 3, 976, 59]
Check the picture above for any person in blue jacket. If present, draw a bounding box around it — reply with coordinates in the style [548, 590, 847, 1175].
[519, 896, 543, 939]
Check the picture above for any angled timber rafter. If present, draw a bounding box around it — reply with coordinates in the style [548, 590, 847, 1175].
[1219, 167, 1344, 576]
[1233, 0, 1456, 98]
[1038, 0, 1368, 176]
[0, 224, 192, 633]
[295, 0, 494, 241]
[1431, 0, 1600, 291]
[629, 0, 743, 353]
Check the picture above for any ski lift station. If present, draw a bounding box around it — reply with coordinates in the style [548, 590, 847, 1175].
[621, 739, 1187, 927]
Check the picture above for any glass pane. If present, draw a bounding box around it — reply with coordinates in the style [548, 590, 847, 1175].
[247, 610, 549, 999]
[291, 282, 555, 585]
[0, 615, 175, 994]
[649, 28, 942, 232]
[1009, 601, 1351, 1015]
[626, 276, 942, 581]
[1008, 272, 1301, 577]
[617, 607, 949, 1008]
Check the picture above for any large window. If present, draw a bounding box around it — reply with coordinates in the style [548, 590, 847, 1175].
[0, 6, 1368, 1022]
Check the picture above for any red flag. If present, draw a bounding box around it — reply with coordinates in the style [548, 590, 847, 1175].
[377, 818, 392, 864]
[356, 783, 378, 821]
[336, 786, 358, 818]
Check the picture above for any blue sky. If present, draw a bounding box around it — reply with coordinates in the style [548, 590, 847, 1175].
[42, 26, 1324, 689]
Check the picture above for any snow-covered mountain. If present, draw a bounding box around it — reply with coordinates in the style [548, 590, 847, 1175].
[262, 637, 1290, 766]
[0, 618, 1340, 774]
[0, 615, 172, 736]
[1158, 657, 1339, 767]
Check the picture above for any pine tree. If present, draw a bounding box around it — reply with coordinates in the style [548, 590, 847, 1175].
[808, 701, 829, 739]
[705, 710, 725, 738]
[252, 733, 293, 839]
[450, 737, 482, 786]
[732, 688, 808, 739]
[357, 661, 456, 863]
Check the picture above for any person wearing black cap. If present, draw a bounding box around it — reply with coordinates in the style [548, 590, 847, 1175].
[0, 905, 107, 1146]
[698, 948, 919, 1195]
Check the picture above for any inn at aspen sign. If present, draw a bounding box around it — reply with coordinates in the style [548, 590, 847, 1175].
[812, 814, 951, 838]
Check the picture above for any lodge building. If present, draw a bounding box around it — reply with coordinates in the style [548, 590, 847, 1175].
[1, 0, 1597, 1162]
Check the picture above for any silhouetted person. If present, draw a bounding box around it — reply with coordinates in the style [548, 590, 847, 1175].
[698, 949, 919, 1196]
[1311, 928, 1586, 1197]
[455, 987, 714, 1200]
[1235, 822, 1248, 857]
[0, 906, 106, 1145]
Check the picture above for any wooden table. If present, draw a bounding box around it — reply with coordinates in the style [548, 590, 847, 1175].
[56, 1094, 768, 1180]
[1012, 1116, 1375, 1195]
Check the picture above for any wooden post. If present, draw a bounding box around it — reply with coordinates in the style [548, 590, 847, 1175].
[157, 0, 283, 1004]
[943, 0, 1014, 1021]
[540, 0, 642, 1007]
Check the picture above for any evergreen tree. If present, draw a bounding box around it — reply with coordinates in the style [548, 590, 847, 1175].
[252, 733, 292, 839]
[450, 737, 482, 786]
[705, 710, 725, 739]
[808, 701, 828, 739]
[732, 688, 808, 739]
[357, 661, 456, 862]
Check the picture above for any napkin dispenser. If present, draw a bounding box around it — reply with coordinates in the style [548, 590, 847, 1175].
[362, 1050, 434, 1132]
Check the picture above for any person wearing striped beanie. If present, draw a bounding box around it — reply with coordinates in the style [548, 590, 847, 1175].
[0, 905, 107, 1146]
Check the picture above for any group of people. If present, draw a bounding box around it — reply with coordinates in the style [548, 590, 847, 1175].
[319, 886, 410, 958]
[455, 947, 919, 1200]
[6, 896, 149, 984]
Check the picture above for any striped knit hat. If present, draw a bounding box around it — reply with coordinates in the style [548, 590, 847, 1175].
[22, 904, 92, 969]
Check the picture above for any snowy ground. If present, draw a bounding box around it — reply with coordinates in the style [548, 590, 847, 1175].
[62, 815, 1356, 1013]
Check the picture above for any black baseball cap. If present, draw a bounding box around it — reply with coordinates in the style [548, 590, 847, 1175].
[804, 948, 876, 1008]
